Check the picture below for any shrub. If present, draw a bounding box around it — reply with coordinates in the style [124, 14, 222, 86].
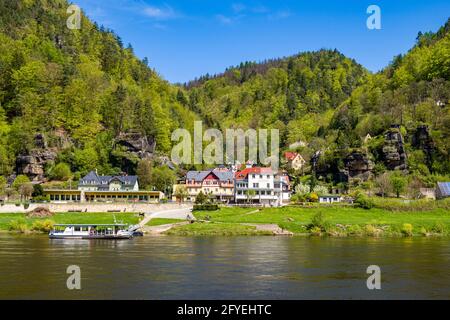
[308, 192, 319, 202]
[31, 220, 54, 233]
[401, 223, 413, 237]
[8, 219, 29, 233]
[347, 225, 363, 236]
[309, 226, 322, 235]
[431, 223, 445, 234]
[364, 224, 382, 237]
[354, 193, 375, 209]
[419, 227, 429, 236]
[193, 204, 219, 211]
[310, 212, 326, 229]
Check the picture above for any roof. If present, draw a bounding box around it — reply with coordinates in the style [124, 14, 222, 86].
[437, 182, 450, 197]
[79, 171, 138, 186]
[186, 169, 233, 182]
[284, 151, 299, 161]
[235, 167, 273, 180]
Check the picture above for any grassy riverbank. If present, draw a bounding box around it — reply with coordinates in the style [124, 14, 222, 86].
[167, 203, 450, 237]
[0, 212, 140, 233]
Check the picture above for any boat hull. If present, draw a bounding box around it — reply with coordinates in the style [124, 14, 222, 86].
[49, 234, 133, 240]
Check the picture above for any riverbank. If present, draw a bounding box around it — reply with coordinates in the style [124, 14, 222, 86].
[1, 203, 449, 237]
[0, 212, 140, 233]
[166, 205, 450, 237]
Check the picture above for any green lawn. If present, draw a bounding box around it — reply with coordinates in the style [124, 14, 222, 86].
[146, 218, 184, 226]
[0, 212, 140, 231]
[186, 206, 450, 236]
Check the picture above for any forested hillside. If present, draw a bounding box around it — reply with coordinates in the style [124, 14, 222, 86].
[0, 0, 196, 181]
[179, 19, 450, 186]
[0, 0, 448, 193]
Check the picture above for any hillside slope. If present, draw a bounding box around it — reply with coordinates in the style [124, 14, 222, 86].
[0, 0, 196, 179]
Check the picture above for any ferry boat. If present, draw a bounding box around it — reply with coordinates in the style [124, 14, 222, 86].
[49, 224, 134, 239]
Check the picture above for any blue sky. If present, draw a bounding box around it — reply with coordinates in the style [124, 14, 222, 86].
[74, 0, 450, 83]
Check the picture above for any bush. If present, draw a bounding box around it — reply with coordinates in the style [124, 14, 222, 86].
[31, 220, 54, 233]
[401, 223, 413, 237]
[354, 193, 375, 209]
[8, 219, 29, 233]
[309, 226, 322, 235]
[431, 223, 445, 234]
[347, 225, 363, 236]
[364, 224, 382, 237]
[308, 192, 319, 202]
[309, 212, 327, 231]
[193, 204, 219, 211]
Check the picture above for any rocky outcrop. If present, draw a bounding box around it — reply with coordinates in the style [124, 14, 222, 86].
[343, 151, 374, 181]
[115, 131, 156, 159]
[15, 133, 57, 181]
[16, 149, 57, 181]
[382, 126, 407, 170]
[411, 125, 435, 168]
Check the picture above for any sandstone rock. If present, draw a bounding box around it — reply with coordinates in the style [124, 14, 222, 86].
[344, 151, 374, 181]
[382, 126, 407, 170]
[16, 149, 57, 181]
[115, 131, 156, 159]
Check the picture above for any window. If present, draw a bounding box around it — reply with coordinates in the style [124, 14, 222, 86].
[267, 183, 270, 188]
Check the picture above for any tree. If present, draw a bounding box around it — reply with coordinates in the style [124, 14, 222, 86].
[375, 172, 392, 197]
[195, 191, 207, 204]
[391, 175, 407, 198]
[151, 166, 176, 196]
[0, 175, 6, 197]
[174, 185, 188, 204]
[246, 189, 256, 203]
[136, 159, 152, 190]
[19, 183, 33, 201]
[32, 184, 44, 197]
[50, 162, 72, 181]
[12, 175, 30, 191]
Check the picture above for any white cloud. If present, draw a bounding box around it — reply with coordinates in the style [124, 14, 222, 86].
[216, 14, 234, 25]
[143, 4, 177, 20]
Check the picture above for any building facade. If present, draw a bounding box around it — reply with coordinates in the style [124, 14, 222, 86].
[284, 152, 306, 171]
[44, 171, 163, 203]
[173, 168, 234, 203]
[234, 167, 280, 205]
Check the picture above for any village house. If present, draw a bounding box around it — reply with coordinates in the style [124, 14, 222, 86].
[44, 170, 163, 203]
[234, 166, 291, 206]
[284, 151, 306, 171]
[319, 195, 342, 204]
[173, 167, 234, 203]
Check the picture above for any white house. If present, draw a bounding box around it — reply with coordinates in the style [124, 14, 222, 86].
[319, 195, 342, 204]
[234, 167, 282, 206]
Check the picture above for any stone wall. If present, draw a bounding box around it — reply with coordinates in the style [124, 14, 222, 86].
[0, 203, 192, 214]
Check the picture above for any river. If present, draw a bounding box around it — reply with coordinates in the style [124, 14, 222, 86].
[0, 233, 449, 299]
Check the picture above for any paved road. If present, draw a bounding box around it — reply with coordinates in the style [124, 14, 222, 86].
[139, 207, 193, 227]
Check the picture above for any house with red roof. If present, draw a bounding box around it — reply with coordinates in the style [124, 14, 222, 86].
[173, 168, 234, 203]
[234, 167, 290, 206]
[284, 151, 306, 171]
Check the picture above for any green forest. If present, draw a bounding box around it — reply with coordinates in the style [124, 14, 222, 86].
[0, 0, 449, 197]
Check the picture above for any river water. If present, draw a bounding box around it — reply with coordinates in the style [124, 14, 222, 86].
[0, 233, 449, 299]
